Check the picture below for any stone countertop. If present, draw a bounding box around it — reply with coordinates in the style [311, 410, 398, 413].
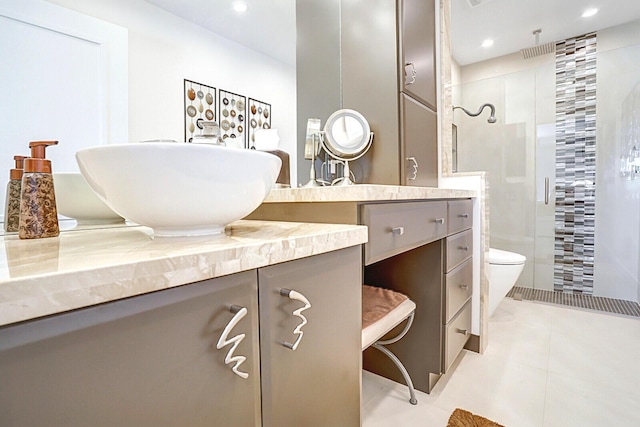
[263, 184, 477, 203]
[0, 220, 368, 328]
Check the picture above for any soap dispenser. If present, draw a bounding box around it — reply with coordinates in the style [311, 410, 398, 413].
[18, 140, 60, 239]
[4, 155, 27, 232]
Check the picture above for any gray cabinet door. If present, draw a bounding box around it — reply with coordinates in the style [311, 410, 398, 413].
[0, 272, 262, 427]
[258, 246, 362, 427]
[400, 0, 437, 110]
[401, 93, 438, 187]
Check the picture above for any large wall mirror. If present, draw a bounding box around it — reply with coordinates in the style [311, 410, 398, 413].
[0, 0, 128, 227]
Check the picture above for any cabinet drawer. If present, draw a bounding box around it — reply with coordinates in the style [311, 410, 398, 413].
[445, 229, 473, 272]
[361, 201, 447, 265]
[443, 300, 471, 372]
[447, 199, 472, 235]
[444, 259, 472, 323]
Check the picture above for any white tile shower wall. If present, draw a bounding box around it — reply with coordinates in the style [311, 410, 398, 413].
[47, 0, 298, 185]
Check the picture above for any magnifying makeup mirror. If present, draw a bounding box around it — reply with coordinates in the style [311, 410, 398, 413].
[321, 109, 373, 185]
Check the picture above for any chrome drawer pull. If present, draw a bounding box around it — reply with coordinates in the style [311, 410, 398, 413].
[280, 289, 311, 351]
[459, 284, 469, 290]
[435, 218, 445, 224]
[458, 213, 469, 218]
[456, 328, 469, 336]
[216, 305, 249, 379]
[459, 246, 469, 251]
[391, 226, 405, 235]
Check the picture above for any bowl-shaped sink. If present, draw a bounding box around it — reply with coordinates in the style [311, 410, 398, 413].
[53, 172, 125, 224]
[75, 143, 282, 236]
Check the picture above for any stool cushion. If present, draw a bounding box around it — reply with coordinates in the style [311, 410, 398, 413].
[362, 285, 416, 350]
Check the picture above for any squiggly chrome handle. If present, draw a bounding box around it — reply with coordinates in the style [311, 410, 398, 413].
[216, 305, 249, 379]
[407, 157, 419, 181]
[405, 62, 417, 85]
[280, 289, 311, 351]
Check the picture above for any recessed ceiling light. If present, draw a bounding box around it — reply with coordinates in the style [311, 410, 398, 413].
[481, 39, 494, 48]
[582, 8, 598, 18]
[233, 1, 248, 13]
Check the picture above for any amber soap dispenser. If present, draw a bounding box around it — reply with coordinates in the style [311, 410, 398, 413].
[19, 140, 60, 239]
[4, 155, 27, 233]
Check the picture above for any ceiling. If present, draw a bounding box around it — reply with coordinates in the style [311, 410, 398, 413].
[145, 0, 640, 67]
[145, 0, 296, 66]
[451, 0, 640, 65]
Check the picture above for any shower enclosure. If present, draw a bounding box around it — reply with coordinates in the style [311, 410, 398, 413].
[452, 24, 640, 302]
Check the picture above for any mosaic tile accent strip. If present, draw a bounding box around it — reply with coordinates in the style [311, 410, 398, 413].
[554, 33, 597, 294]
[507, 286, 640, 317]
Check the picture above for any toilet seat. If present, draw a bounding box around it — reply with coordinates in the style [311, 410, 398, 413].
[488, 248, 526, 265]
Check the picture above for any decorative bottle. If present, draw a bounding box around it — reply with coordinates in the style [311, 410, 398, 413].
[18, 140, 60, 239]
[3, 155, 27, 232]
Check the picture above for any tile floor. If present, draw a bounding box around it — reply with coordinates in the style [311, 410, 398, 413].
[362, 298, 640, 427]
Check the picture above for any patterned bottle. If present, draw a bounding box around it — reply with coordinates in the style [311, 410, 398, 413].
[19, 140, 60, 239]
[3, 155, 26, 232]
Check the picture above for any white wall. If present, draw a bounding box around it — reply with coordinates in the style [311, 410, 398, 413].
[47, 0, 297, 183]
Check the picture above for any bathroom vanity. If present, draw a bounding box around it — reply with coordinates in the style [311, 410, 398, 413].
[0, 221, 367, 426]
[248, 185, 478, 393]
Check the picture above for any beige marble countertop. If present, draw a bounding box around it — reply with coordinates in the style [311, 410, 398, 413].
[0, 220, 367, 328]
[263, 184, 476, 203]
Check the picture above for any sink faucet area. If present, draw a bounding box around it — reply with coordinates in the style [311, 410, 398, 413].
[75, 142, 282, 236]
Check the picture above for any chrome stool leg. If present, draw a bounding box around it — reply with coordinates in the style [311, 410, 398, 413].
[371, 312, 418, 405]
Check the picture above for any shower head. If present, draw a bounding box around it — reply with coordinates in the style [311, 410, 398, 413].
[453, 103, 497, 124]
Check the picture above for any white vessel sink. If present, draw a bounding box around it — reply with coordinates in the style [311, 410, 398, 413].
[75, 143, 281, 236]
[54, 172, 125, 224]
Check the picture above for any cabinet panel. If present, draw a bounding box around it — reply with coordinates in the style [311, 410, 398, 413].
[401, 93, 438, 187]
[0, 272, 262, 427]
[400, 0, 437, 110]
[446, 229, 473, 272]
[448, 199, 473, 235]
[444, 301, 472, 372]
[258, 246, 361, 427]
[445, 258, 473, 323]
[362, 201, 447, 265]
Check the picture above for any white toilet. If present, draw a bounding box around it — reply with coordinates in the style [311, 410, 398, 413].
[487, 248, 526, 317]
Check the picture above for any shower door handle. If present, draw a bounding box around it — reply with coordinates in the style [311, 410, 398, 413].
[544, 177, 550, 205]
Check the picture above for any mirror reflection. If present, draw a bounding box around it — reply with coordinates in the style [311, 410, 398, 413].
[328, 116, 365, 150]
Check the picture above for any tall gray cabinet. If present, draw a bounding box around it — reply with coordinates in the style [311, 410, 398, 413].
[297, 0, 438, 186]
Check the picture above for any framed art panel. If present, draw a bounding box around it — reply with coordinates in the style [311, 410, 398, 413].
[219, 89, 247, 148]
[184, 79, 216, 142]
[248, 98, 272, 149]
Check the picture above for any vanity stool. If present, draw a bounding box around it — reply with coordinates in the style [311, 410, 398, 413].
[362, 284, 418, 405]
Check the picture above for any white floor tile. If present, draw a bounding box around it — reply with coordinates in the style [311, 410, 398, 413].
[362, 371, 451, 427]
[428, 351, 547, 427]
[543, 372, 640, 427]
[485, 299, 552, 371]
[361, 298, 640, 427]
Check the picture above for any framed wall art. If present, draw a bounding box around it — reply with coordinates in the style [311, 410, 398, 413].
[184, 79, 216, 142]
[219, 89, 247, 148]
[247, 98, 272, 149]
